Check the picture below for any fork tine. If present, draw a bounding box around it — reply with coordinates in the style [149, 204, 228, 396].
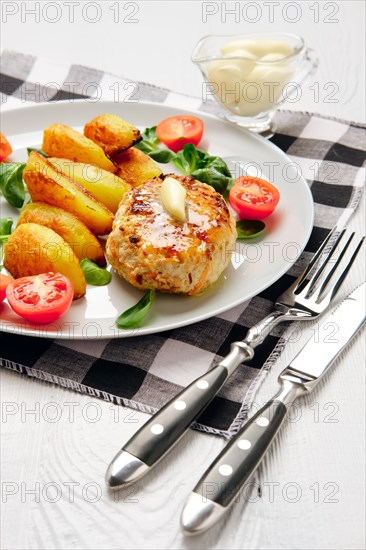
[318, 236, 365, 304]
[314, 232, 355, 300]
[296, 228, 346, 295]
[294, 227, 337, 294]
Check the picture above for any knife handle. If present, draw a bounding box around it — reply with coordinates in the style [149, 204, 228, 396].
[181, 386, 298, 534]
[105, 342, 253, 488]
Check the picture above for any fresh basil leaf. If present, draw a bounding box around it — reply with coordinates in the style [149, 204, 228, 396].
[27, 147, 49, 157]
[181, 143, 199, 172]
[236, 220, 265, 239]
[134, 126, 158, 151]
[222, 176, 237, 202]
[172, 145, 233, 194]
[142, 126, 160, 144]
[0, 217, 13, 237]
[195, 148, 210, 163]
[148, 149, 176, 163]
[171, 154, 186, 174]
[207, 156, 232, 178]
[172, 152, 189, 174]
[135, 127, 234, 196]
[80, 258, 112, 286]
[172, 144, 199, 174]
[0, 162, 26, 208]
[191, 166, 233, 195]
[0, 217, 13, 268]
[135, 142, 175, 164]
[134, 140, 156, 155]
[0, 163, 17, 179]
[116, 289, 155, 329]
[135, 126, 176, 164]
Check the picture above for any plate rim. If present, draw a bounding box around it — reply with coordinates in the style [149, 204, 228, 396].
[0, 100, 314, 339]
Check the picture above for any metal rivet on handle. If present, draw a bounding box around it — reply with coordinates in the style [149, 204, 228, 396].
[218, 464, 233, 476]
[256, 417, 269, 427]
[238, 439, 251, 450]
[174, 400, 187, 410]
[150, 424, 164, 434]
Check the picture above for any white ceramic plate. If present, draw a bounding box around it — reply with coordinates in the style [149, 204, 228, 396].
[0, 101, 313, 339]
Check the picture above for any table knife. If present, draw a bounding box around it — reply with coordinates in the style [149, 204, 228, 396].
[181, 281, 366, 534]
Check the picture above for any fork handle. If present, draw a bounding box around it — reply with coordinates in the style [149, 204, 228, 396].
[245, 309, 295, 348]
[105, 342, 253, 488]
[105, 312, 292, 489]
[181, 383, 299, 534]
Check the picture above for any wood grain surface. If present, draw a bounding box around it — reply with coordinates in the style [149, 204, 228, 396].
[1, 2, 365, 549]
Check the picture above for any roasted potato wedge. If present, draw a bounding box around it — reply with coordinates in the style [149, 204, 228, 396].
[17, 202, 106, 267]
[4, 223, 86, 299]
[23, 152, 114, 235]
[48, 158, 130, 214]
[113, 147, 162, 187]
[42, 124, 116, 172]
[84, 114, 142, 157]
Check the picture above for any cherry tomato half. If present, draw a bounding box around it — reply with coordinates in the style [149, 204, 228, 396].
[0, 274, 13, 303]
[6, 272, 73, 324]
[0, 133, 13, 161]
[229, 176, 280, 220]
[156, 115, 204, 152]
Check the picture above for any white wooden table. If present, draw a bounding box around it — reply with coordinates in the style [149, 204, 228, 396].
[1, 2, 365, 549]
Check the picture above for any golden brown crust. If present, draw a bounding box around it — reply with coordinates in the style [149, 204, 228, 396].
[23, 152, 114, 235]
[17, 202, 106, 267]
[84, 114, 142, 157]
[42, 123, 116, 172]
[113, 147, 163, 187]
[48, 158, 130, 214]
[4, 223, 86, 299]
[106, 175, 237, 295]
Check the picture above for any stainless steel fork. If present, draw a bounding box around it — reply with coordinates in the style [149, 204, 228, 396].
[105, 228, 365, 489]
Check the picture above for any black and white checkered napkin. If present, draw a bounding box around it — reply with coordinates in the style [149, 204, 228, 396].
[1, 50, 365, 437]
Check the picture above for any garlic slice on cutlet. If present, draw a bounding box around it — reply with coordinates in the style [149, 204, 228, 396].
[160, 177, 187, 222]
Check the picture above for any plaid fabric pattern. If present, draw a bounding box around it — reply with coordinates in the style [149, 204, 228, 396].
[1, 50, 365, 437]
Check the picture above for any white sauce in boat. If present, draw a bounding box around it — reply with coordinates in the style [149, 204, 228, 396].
[207, 39, 294, 117]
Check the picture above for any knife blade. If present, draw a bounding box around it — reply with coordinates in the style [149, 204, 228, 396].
[181, 282, 366, 534]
